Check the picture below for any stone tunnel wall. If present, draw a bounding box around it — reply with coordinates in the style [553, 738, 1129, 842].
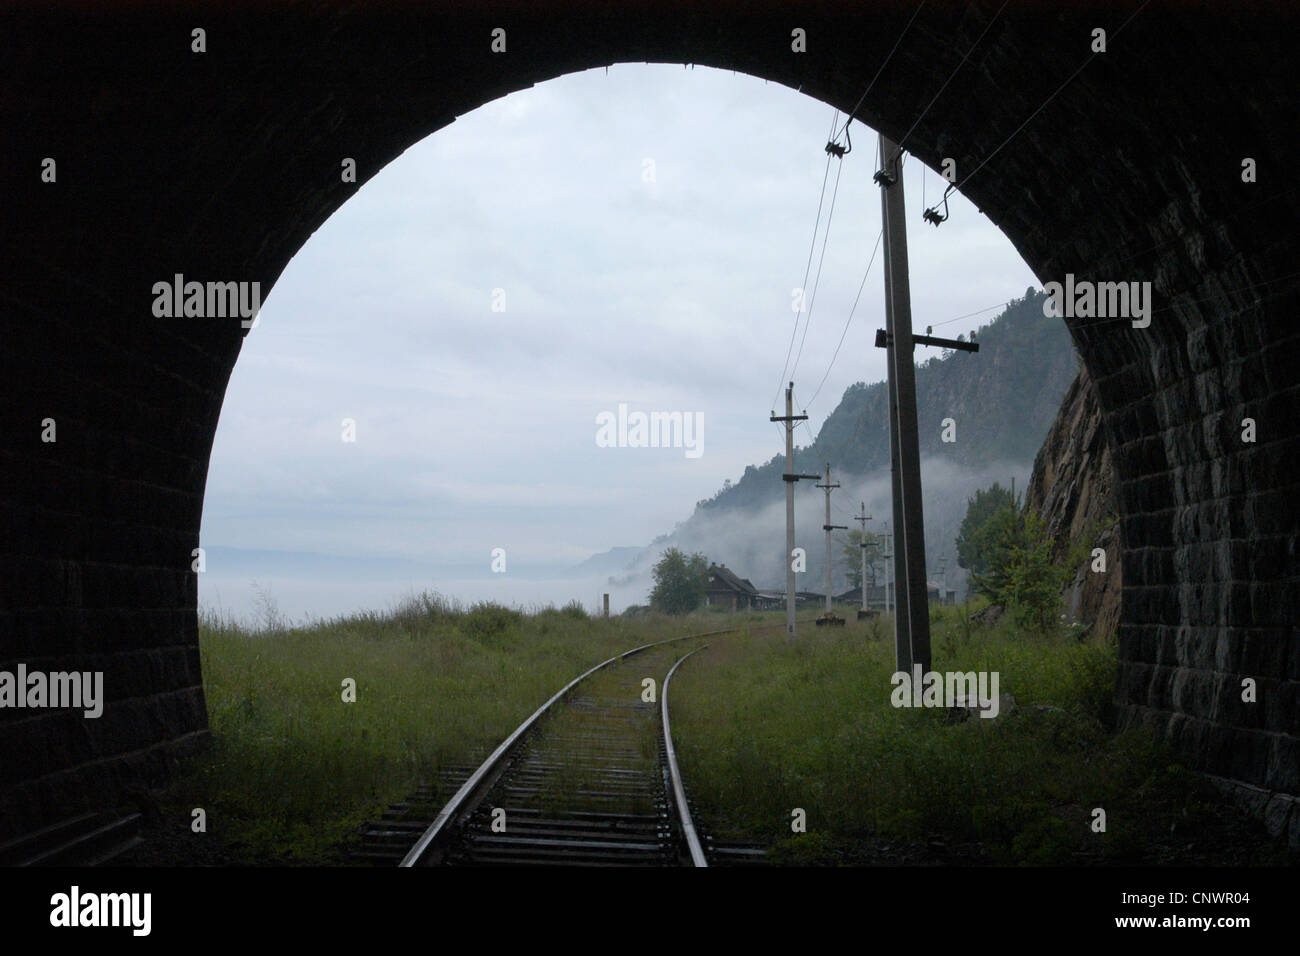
[0, 0, 1296, 845]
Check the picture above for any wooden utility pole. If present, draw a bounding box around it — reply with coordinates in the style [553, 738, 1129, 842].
[876, 133, 930, 674]
[770, 383, 820, 641]
[816, 464, 847, 625]
[854, 502, 872, 619]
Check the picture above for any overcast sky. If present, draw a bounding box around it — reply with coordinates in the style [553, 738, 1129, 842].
[199, 63, 1038, 620]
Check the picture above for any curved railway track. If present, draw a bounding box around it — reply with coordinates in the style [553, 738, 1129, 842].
[356, 624, 786, 867]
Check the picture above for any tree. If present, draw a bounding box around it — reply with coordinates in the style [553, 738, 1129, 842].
[969, 506, 1071, 632]
[649, 548, 709, 615]
[1003, 511, 1072, 631]
[841, 529, 885, 590]
[955, 482, 1017, 577]
[967, 504, 1026, 599]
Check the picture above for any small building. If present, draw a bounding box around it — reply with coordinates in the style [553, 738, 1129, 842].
[929, 581, 956, 606]
[704, 563, 759, 611]
[835, 581, 942, 611]
[752, 590, 828, 610]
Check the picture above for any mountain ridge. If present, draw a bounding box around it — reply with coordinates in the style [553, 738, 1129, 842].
[624, 288, 1080, 597]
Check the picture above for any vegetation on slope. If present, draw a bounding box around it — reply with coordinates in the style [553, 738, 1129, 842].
[693, 289, 1074, 517]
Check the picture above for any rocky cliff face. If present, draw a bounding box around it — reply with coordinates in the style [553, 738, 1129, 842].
[1026, 362, 1122, 638]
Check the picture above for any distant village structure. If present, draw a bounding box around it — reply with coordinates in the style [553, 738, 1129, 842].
[835, 581, 950, 611]
[704, 564, 761, 610]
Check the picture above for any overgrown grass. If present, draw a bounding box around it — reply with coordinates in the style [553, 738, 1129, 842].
[177, 594, 1281, 865]
[670, 605, 1274, 865]
[180, 592, 773, 862]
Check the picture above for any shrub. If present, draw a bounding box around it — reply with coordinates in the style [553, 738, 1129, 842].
[560, 600, 589, 620]
[461, 601, 523, 640]
[970, 507, 1071, 634]
[389, 589, 460, 630]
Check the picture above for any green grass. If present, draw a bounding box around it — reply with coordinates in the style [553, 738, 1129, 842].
[179, 593, 775, 862]
[669, 604, 1268, 865]
[175, 595, 1282, 865]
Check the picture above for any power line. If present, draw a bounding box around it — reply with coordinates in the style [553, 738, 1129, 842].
[796, 264, 1300, 435]
[772, 109, 841, 410]
[835, 0, 928, 145]
[928, 253, 1297, 340]
[929, 296, 1020, 329]
[929, 0, 1155, 216]
[807, 227, 885, 408]
[890, 0, 1012, 158]
[790, 153, 847, 381]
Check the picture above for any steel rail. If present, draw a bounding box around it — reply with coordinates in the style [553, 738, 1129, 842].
[661, 645, 709, 867]
[399, 626, 743, 867]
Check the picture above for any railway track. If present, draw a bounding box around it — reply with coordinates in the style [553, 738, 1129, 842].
[356, 624, 780, 867]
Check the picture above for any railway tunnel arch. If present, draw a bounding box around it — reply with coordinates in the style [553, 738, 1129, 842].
[1, 0, 1296, 846]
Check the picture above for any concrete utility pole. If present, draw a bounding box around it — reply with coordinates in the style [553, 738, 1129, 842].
[816, 464, 847, 624]
[854, 502, 872, 619]
[770, 383, 820, 641]
[876, 134, 931, 674]
[873, 135, 981, 672]
[882, 524, 892, 618]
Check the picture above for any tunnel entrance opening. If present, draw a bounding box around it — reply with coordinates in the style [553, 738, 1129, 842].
[198, 63, 1040, 632]
[2, 1, 1296, 850]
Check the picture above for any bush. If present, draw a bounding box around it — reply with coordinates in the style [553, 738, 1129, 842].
[1003, 511, 1072, 631]
[461, 601, 523, 640]
[389, 589, 461, 630]
[560, 600, 589, 620]
[969, 507, 1071, 633]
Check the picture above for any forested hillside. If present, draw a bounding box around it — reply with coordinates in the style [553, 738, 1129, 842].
[616, 289, 1080, 596]
[693, 289, 1076, 519]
